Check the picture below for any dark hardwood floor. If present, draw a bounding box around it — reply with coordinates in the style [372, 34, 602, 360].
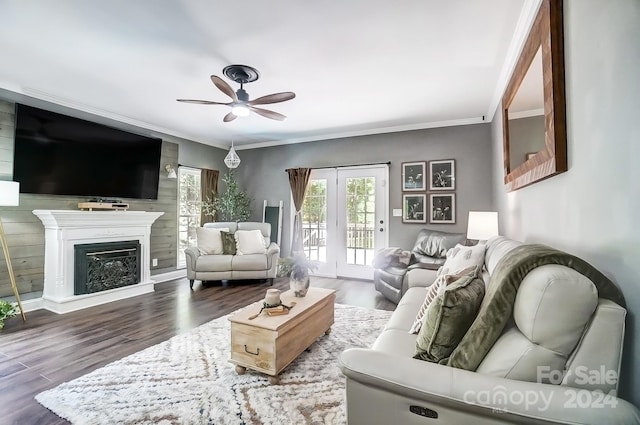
[0, 277, 395, 425]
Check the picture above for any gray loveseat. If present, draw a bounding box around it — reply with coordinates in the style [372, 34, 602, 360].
[184, 222, 280, 289]
[340, 236, 640, 424]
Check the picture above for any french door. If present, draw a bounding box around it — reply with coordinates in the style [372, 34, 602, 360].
[301, 165, 388, 280]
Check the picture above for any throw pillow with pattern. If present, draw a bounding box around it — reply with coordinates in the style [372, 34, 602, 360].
[438, 243, 486, 276]
[220, 231, 237, 255]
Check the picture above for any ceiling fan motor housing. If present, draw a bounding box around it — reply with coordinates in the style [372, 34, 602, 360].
[236, 88, 249, 102]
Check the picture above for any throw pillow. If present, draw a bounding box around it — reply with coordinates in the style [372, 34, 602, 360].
[408, 265, 476, 334]
[438, 243, 486, 276]
[220, 231, 237, 255]
[414, 265, 485, 363]
[235, 229, 267, 255]
[196, 227, 228, 255]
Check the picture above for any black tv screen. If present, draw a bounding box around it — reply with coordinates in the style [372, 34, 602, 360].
[13, 104, 162, 200]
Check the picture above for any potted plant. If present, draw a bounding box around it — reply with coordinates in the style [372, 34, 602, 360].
[278, 253, 319, 297]
[201, 170, 252, 222]
[0, 300, 18, 330]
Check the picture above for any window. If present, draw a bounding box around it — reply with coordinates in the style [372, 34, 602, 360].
[177, 167, 201, 268]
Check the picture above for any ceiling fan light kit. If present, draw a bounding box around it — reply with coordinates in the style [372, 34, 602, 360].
[178, 64, 294, 169]
[231, 105, 250, 117]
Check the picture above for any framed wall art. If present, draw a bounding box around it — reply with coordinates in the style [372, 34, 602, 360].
[402, 194, 426, 223]
[429, 193, 456, 224]
[401, 161, 426, 191]
[429, 159, 455, 191]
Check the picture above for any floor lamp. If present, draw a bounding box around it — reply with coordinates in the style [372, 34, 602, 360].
[0, 180, 26, 321]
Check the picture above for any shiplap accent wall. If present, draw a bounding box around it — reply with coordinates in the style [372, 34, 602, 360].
[0, 100, 178, 299]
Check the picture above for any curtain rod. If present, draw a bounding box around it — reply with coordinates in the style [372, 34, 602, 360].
[285, 161, 390, 172]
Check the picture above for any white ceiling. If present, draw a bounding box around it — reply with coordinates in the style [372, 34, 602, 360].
[0, 0, 539, 150]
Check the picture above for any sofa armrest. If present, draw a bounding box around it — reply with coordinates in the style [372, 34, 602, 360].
[184, 247, 200, 277]
[266, 243, 280, 268]
[339, 348, 640, 425]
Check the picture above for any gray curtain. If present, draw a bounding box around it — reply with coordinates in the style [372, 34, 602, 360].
[200, 168, 219, 225]
[287, 168, 311, 254]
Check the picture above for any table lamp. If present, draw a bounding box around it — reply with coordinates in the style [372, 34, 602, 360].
[0, 180, 26, 321]
[467, 211, 499, 242]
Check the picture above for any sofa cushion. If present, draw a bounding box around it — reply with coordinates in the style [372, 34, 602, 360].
[235, 229, 267, 255]
[196, 227, 229, 255]
[475, 326, 567, 382]
[220, 231, 237, 255]
[385, 303, 424, 332]
[439, 243, 486, 276]
[414, 266, 484, 363]
[409, 266, 476, 334]
[232, 254, 268, 271]
[514, 265, 597, 354]
[475, 265, 599, 382]
[196, 254, 233, 272]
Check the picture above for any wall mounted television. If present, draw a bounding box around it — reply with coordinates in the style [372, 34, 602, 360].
[13, 104, 162, 200]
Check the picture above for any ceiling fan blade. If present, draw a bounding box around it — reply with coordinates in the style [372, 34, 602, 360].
[248, 92, 296, 106]
[176, 99, 231, 106]
[223, 112, 237, 122]
[249, 106, 287, 121]
[211, 75, 238, 102]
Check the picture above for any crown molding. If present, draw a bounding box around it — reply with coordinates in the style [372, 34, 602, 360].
[235, 116, 486, 150]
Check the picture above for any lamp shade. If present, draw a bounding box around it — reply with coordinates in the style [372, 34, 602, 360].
[0, 181, 19, 206]
[467, 211, 498, 240]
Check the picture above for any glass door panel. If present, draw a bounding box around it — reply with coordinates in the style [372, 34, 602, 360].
[300, 170, 336, 277]
[177, 167, 201, 268]
[337, 167, 387, 279]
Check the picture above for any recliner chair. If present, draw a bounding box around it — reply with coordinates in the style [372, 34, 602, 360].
[374, 229, 466, 303]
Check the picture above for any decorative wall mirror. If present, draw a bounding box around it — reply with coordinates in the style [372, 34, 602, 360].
[502, 0, 566, 191]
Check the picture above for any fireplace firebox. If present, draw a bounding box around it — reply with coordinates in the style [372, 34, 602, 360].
[74, 240, 141, 295]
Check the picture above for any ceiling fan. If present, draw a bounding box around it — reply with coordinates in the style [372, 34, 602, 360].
[177, 64, 295, 122]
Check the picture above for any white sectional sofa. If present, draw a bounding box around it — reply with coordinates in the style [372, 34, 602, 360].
[339, 236, 640, 425]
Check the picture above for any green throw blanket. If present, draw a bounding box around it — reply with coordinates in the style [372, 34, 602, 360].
[446, 244, 626, 371]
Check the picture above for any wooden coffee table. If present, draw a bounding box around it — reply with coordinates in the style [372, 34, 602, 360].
[229, 287, 336, 384]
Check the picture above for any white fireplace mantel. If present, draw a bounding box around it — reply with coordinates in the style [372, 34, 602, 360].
[33, 210, 164, 313]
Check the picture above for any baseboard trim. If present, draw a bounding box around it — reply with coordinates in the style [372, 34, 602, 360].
[21, 297, 44, 313]
[19, 270, 186, 313]
[152, 269, 187, 283]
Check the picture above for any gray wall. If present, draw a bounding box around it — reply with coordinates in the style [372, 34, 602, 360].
[491, 0, 640, 405]
[235, 124, 494, 256]
[0, 96, 226, 300]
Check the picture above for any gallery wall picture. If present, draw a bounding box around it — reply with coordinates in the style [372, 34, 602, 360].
[429, 159, 455, 191]
[429, 193, 456, 224]
[402, 194, 427, 223]
[401, 161, 426, 191]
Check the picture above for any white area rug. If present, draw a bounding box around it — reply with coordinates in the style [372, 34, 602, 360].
[36, 304, 392, 424]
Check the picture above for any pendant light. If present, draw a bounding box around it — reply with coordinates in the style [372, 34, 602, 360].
[224, 139, 241, 169]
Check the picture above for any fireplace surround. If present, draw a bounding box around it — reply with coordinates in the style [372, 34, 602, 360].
[33, 210, 163, 313]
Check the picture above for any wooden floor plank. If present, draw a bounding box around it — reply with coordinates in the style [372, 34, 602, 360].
[0, 276, 395, 425]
